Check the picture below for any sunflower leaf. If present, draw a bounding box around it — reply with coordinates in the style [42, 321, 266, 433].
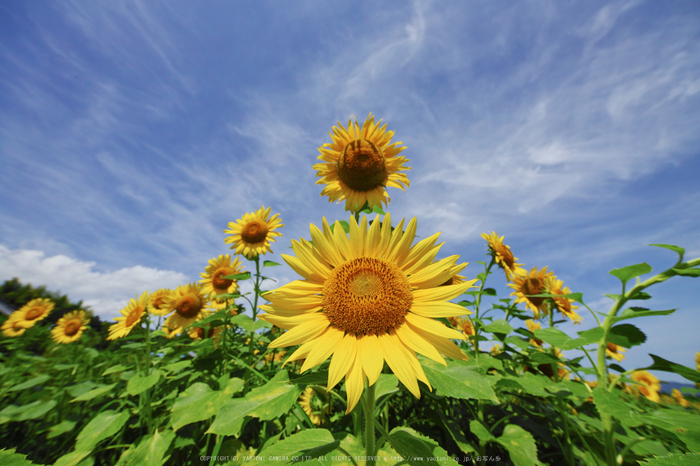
[641, 410, 700, 452]
[115, 429, 176, 466]
[673, 267, 700, 277]
[649, 243, 685, 262]
[224, 272, 251, 281]
[126, 370, 163, 396]
[608, 324, 647, 348]
[250, 429, 336, 465]
[611, 307, 675, 323]
[609, 262, 652, 286]
[74, 410, 130, 452]
[71, 383, 118, 402]
[481, 319, 513, 335]
[422, 360, 498, 402]
[640, 355, 700, 383]
[592, 387, 644, 428]
[533, 328, 587, 350]
[263, 261, 281, 267]
[386, 427, 459, 466]
[170, 379, 244, 431]
[7, 374, 50, 392]
[496, 425, 540, 466]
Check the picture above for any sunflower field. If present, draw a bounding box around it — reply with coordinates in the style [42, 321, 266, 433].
[2, 115, 700, 466]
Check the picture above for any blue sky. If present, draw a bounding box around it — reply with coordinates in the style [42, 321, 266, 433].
[1, 1, 699, 382]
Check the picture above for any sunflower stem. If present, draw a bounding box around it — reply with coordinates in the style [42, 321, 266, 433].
[252, 256, 261, 320]
[473, 259, 495, 358]
[363, 383, 377, 465]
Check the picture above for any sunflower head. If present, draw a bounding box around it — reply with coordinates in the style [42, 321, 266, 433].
[547, 278, 582, 324]
[314, 114, 411, 213]
[200, 255, 244, 298]
[509, 267, 555, 318]
[1, 314, 29, 338]
[224, 206, 284, 259]
[187, 310, 223, 343]
[605, 342, 627, 362]
[672, 388, 691, 407]
[14, 298, 54, 328]
[107, 292, 149, 340]
[299, 387, 330, 426]
[51, 310, 90, 344]
[162, 316, 183, 339]
[631, 370, 661, 403]
[148, 289, 174, 316]
[525, 319, 543, 347]
[481, 232, 526, 281]
[449, 316, 475, 337]
[259, 213, 477, 413]
[164, 283, 208, 329]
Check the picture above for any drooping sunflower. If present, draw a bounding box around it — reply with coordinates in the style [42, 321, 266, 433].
[509, 267, 555, 319]
[299, 387, 329, 426]
[548, 278, 583, 324]
[163, 283, 207, 329]
[224, 206, 284, 259]
[259, 214, 478, 413]
[107, 292, 148, 340]
[631, 370, 661, 403]
[51, 310, 90, 344]
[1, 313, 28, 338]
[148, 289, 174, 316]
[605, 342, 627, 362]
[314, 114, 411, 213]
[481, 232, 526, 281]
[14, 298, 55, 328]
[525, 319, 543, 347]
[200, 255, 245, 298]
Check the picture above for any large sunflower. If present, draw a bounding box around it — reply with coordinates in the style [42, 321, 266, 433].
[224, 206, 284, 259]
[200, 255, 245, 298]
[481, 232, 526, 281]
[259, 214, 477, 413]
[15, 298, 54, 328]
[107, 292, 148, 340]
[148, 289, 174, 316]
[509, 267, 555, 319]
[164, 283, 207, 329]
[1, 313, 28, 338]
[314, 114, 411, 213]
[51, 310, 90, 344]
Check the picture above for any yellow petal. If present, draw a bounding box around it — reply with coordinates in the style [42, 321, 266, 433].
[405, 313, 465, 340]
[358, 334, 384, 386]
[344, 357, 365, 414]
[378, 332, 420, 398]
[300, 326, 344, 373]
[268, 315, 328, 348]
[412, 282, 472, 303]
[395, 323, 446, 365]
[328, 335, 357, 390]
[410, 301, 473, 319]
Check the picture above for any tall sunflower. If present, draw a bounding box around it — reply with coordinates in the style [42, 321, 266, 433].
[481, 232, 526, 281]
[164, 283, 208, 329]
[548, 278, 583, 324]
[1, 313, 28, 338]
[314, 114, 411, 213]
[200, 255, 245, 298]
[509, 267, 555, 319]
[14, 298, 54, 328]
[224, 206, 284, 259]
[148, 289, 174, 316]
[51, 310, 90, 344]
[259, 214, 478, 413]
[107, 292, 148, 340]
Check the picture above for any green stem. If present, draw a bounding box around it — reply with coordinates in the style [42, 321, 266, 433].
[363, 383, 377, 466]
[473, 259, 495, 357]
[252, 256, 261, 320]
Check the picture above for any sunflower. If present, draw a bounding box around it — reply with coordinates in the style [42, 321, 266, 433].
[162, 316, 183, 339]
[672, 388, 691, 408]
[548, 278, 582, 324]
[605, 342, 627, 362]
[224, 206, 284, 259]
[509, 267, 555, 319]
[200, 255, 245, 298]
[107, 291, 148, 340]
[1, 313, 28, 338]
[187, 309, 223, 343]
[51, 310, 90, 344]
[148, 289, 174, 316]
[490, 344, 503, 356]
[481, 232, 526, 281]
[314, 114, 411, 213]
[631, 371, 661, 403]
[164, 283, 208, 329]
[449, 316, 475, 338]
[525, 319, 543, 347]
[299, 387, 329, 426]
[14, 298, 54, 328]
[259, 214, 477, 413]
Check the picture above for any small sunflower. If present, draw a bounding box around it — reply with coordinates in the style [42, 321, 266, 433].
[1, 314, 28, 338]
[299, 387, 329, 426]
[187, 310, 223, 343]
[449, 316, 475, 338]
[224, 206, 284, 259]
[314, 113, 411, 213]
[148, 289, 174, 316]
[605, 342, 627, 362]
[162, 316, 183, 339]
[672, 388, 691, 408]
[481, 232, 526, 281]
[548, 278, 582, 324]
[15, 298, 54, 328]
[51, 310, 90, 344]
[164, 283, 208, 329]
[259, 214, 478, 413]
[107, 292, 148, 340]
[490, 344, 503, 356]
[631, 371, 661, 403]
[509, 267, 555, 319]
[200, 255, 245, 298]
[525, 319, 543, 347]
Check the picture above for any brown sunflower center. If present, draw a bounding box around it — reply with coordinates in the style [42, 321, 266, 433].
[241, 221, 268, 244]
[25, 307, 44, 320]
[64, 320, 81, 336]
[322, 257, 412, 335]
[176, 295, 202, 319]
[522, 278, 545, 307]
[125, 307, 143, 327]
[212, 268, 234, 290]
[337, 139, 388, 192]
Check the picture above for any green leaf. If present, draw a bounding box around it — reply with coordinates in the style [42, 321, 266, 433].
[47, 420, 77, 439]
[224, 272, 251, 281]
[252, 429, 336, 465]
[7, 374, 50, 392]
[208, 371, 299, 436]
[65, 381, 98, 398]
[576, 327, 605, 345]
[609, 262, 652, 286]
[162, 360, 192, 373]
[374, 374, 399, 400]
[229, 314, 269, 332]
[116, 430, 176, 466]
[75, 410, 130, 452]
[422, 360, 498, 402]
[642, 355, 700, 383]
[650, 243, 685, 261]
[592, 388, 643, 428]
[469, 420, 495, 443]
[608, 324, 646, 348]
[640, 453, 700, 465]
[126, 370, 162, 396]
[673, 267, 700, 277]
[612, 307, 676, 323]
[387, 427, 459, 466]
[0, 449, 38, 466]
[496, 425, 540, 466]
[102, 364, 128, 376]
[437, 410, 476, 455]
[533, 328, 587, 350]
[263, 261, 281, 267]
[170, 378, 244, 431]
[642, 409, 700, 453]
[0, 400, 57, 425]
[72, 383, 117, 402]
[481, 319, 513, 335]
